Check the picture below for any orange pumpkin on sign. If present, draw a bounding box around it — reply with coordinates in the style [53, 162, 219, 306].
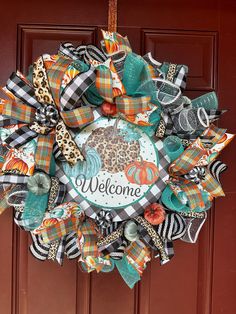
[124, 158, 159, 185]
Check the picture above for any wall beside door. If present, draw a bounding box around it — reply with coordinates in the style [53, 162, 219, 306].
[0, 1, 235, 314]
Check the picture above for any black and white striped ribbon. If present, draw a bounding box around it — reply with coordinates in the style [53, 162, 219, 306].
[110, 240, 128, 260]
[207, 160, 227, 184]
[95, 210, 113, 229]
[184, 166, 206, 184]
[59, 43, 106, 64]
[155, 213, 186, 241]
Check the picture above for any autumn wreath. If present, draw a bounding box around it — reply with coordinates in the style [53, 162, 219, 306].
[0, 30, 233, 288]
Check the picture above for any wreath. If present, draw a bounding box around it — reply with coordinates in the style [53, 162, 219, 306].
[0, 30, 233, 288]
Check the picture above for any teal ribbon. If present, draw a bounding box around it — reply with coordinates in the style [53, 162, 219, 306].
[115, 256, 141, 289]
[22, 191, 49, 230]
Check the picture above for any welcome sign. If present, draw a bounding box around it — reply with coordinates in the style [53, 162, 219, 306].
[63, 115, 162, 212]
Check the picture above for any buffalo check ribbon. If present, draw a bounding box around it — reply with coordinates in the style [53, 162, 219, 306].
[1, 53, 96, 172]
[168, 137, 225, 210]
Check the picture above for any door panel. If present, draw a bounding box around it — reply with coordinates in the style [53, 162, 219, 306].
[0, 1, 235, 313]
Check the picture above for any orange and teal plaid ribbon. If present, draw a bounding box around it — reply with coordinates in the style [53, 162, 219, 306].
[35, 134, 55, 173]
[126, 241, 151, 275]
[79, 219, 99, 260]
[40, 217, 79, 243]
[168, 137, 224, 210]
[95, 56, 152, 116]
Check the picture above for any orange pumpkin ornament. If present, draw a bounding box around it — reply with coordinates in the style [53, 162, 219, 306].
[5, 158, 28, 175]
[124, 157, 159, 185]
[144, 203, 165, 225]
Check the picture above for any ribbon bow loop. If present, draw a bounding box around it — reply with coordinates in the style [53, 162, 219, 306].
[168, 137, 225, 210]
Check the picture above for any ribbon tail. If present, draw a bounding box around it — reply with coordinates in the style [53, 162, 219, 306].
[201, 169, 225, 198]
[115, 256, 141, 289]
[55, 119, 84, 165]
[29, 233, 50, 261]
[95, 64, 114, 103]
[35, 133, 55, 173]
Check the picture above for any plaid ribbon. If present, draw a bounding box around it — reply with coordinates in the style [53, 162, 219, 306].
[126, 240, 151, 274]
[101, 30, 132, 55]
[2, 54, 96, 170]
[47, 57, 72, 106]
[0, 115, 19, 127]
[168, 138, 225, 209]
[60, 106, 94, 128]
[35, 133, 54, 173]
[29, 231, 80, 264]
[201, 168, 225, 197]
[0, 100, 35, 123]
[169, 138, 205, 176]
[201, 124, 226, 145]
[95, 61, 152, 116]
[60, 68, 96, 111]
[40, 217, 79, 243]
[79, 219, 99, 259]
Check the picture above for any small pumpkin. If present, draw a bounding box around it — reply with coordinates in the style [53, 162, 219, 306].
[5, 157, 28, 175]
[144, 203, 165, 225]
[124, 157, 159, 185]
[63, 147, 102, 179]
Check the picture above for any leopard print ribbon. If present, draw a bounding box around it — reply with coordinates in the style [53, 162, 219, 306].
[33, 56, 84, 166]
[134, 216, 169, 264]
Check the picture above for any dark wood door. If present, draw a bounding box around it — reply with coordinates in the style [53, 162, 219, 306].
[0, 1, 235, 313]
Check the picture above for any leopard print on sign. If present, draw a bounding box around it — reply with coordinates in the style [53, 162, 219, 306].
[55, 119, 84, 165]
[33, 56, 55, 105]
[84, 126, 140, 173]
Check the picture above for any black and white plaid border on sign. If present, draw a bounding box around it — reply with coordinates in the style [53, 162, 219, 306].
[56, 109, 170, 222]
